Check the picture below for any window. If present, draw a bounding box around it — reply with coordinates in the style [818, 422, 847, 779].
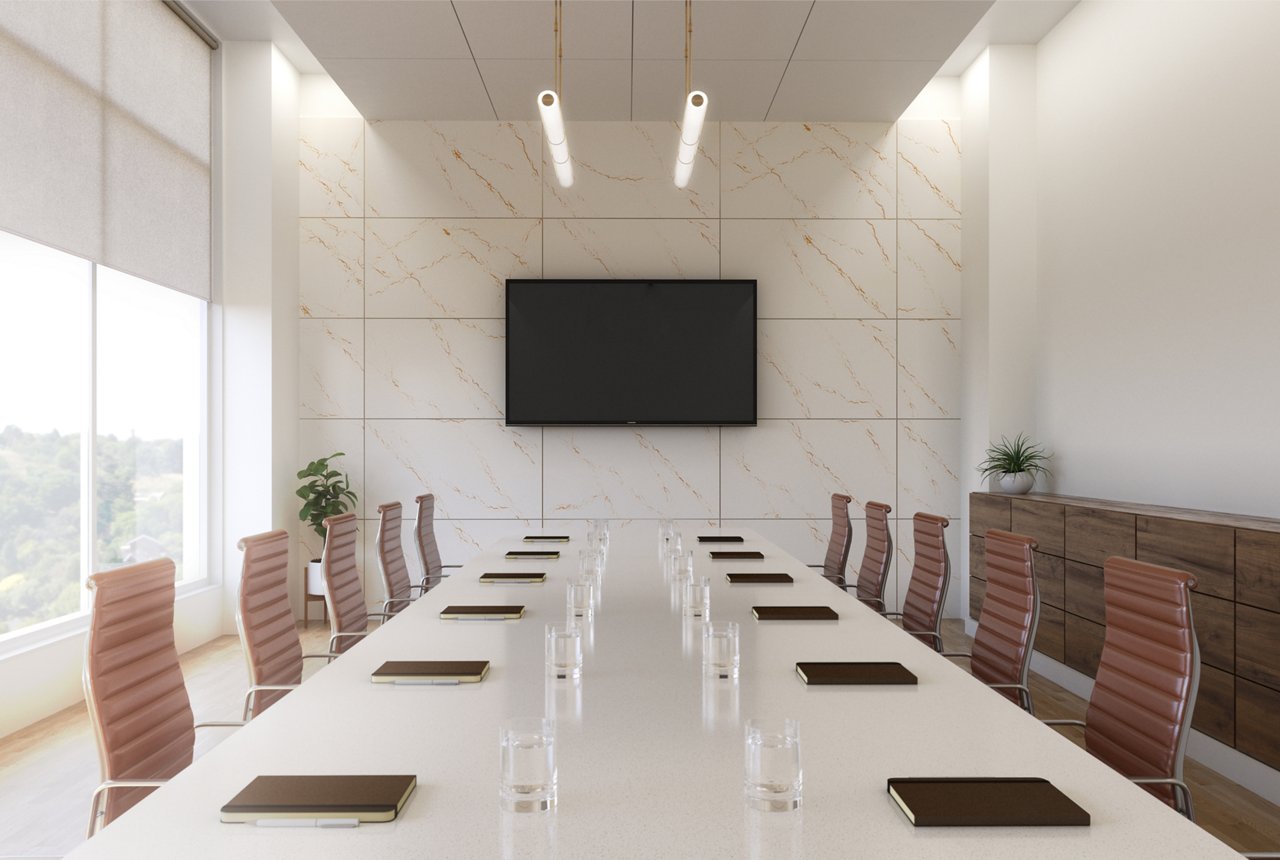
[0, 230, 207, 641]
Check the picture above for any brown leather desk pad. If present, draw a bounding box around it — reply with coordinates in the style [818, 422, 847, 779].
[886, 777, 1090, 827]
[480, 572, 547, 583]
[710, 550, 765, 560]
[439, 605, 525, 619]
[752, 605, 838, 621]
[523, 535, 569, 542]
[726, 573, 794, 584]
[795, 661, 916, 685]
[698, 535, 744, 543]
[505, 550, 559, 559]
[371, 661, 490, 683]
[220, 774, 417, 823]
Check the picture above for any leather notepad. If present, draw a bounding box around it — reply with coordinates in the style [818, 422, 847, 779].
[726, 573, 794, 584]
[220, 774, 417, 823]
[752, 605, 839, 621]
[480, 572, 547, 584]
[506, 550, 559, 560]
[523, 535, 570, 542]
[439, 605, 525, 620]
[710, 550, 765, 560]
[795, 661, 917, 685]
[371, 661, 490, 683]
[886, 778, 1090, 827]
[698, 535, 744, 543]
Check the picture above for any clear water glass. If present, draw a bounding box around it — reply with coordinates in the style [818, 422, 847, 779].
[567, 577, 594, 621]
[500, 718, 557, 812]
[683, 575, 710, 618]
[545, 623, 583, 680]
[579, 548, 600, 579]
[703, 621, 740, 679]
[745, 719, 802, 811]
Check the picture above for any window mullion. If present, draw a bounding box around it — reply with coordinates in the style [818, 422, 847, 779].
[81, 266, 98, 609]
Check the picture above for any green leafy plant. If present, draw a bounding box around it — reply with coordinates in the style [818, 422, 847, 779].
[296, 452, 358, 542]
[977, 433, 1052, 480]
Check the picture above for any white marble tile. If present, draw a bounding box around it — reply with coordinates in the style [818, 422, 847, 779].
[543, 219, 719, 279]
[897, 420, 961, 520]
[721, 219, 895, 319]
[299, 218, 364, 319]
[365, 319, 504, 419]
[365, 121, 542, 217]
[299, 319, 364, 419]
[758, 320, 895, 419]
[543, 122, 718, 218]
[542, 427, 720, 519]
[721, 123, 895, 218]
[898, 219, 961, 319]
[897, 118, 961, 219]
[297, 420, 365, 518]
[365, 420, 542, 519]
[892, 516, 964, 618]
[898, 320, 961, 419]
[366, 219, 541, 318]
[299, 117, 364, 217]
[720, 420, 896, 519]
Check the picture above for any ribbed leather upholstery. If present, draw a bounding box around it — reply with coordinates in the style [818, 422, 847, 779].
[414, 493, 444, 590]
[1086, 557, 1199, 809]
[900, 513, 951, 650]
[854, 501, 893, 607]
[970, 529, 1040, 704]
[321, 513, 369, 654]
[376, 502, 414, 612]
[84, 559, 195, 826]
[235, 530, 303, 717]
[820, 493, 854, 585]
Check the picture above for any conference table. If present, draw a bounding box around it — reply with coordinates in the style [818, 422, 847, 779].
[68, 525, 1239, 858]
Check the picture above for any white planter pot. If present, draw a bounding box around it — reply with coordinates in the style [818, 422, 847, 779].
[306, 560, 325, 596]
[996, 472, 1035, 495]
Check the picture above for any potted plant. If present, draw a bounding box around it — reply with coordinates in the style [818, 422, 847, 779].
[296, 452, 359, 594]
[978, 433, 1051, 495]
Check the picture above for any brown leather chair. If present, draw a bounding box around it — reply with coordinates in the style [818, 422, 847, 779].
[235, 530, 337, 720]
[882, 512, 950, 651]
[809, 493, 854, 586]
[414, 492, 460, 589]
[376, 502, 426, 614]
[83, 559, 241, 836]
[321, 512, 394, 655]
[851, 501, 894, 609]
[942, 529, 1040, 712]
[1045, 556, 1200, 819]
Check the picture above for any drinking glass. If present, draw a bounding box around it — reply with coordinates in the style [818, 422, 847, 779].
[567, 577, 594, 621]
[744, 719, 802, 811]
[683, 575, 710, 619]
[545, 623, 583, 680]
[500, 718, 557, 812]
[579, 548, 600, 579]
[703, 621, 740, 679]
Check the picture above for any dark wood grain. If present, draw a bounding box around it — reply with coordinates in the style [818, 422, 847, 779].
[969, 575, 986, 622]
[998, 491, 1280, 534]
[1193, 665, 1235, 746]
[1065, 508, 1135, 567]
[1033, 551, 1065, 610]
[1064, 561, 1105, 625]
[970, 494, 1011, 537]
[1191, 592, 1235, 673]
[1064, 613, 1105, 678]
[1237, 529, 1280, 613]
[1236, 604, 1280, 691]
[969, 534, 986, 581]
[1011, 500, 1065, 557]
[1035, 605, 1065, 663]
[1237, 679, 1280, 770]
[1136, 516, 1234, 601]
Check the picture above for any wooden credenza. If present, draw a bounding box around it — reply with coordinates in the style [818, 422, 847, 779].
[969, 492, 1280, 770]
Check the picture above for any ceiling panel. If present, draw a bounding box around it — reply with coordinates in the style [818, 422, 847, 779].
[794, 0, 993, 61]
[478, 59, 633, 121]
[768, 60, 941, 121]
[322, 58, 496, 120]
[272, 0, 470, 59]
[454, 0, 632, 60]
[632, 60, 787, 122]
[633, 0, 812, 60]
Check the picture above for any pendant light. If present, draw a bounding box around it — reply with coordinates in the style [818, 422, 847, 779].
[674, 0, 707, 189]
[538, 0, 573, 188]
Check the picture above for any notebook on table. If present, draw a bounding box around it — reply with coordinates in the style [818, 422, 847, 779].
[886, 777, 1090, 827]
[371, 661, 490, 683]
[726, 573, 794, 584]
[523, 535, 570, 542]
[795, 662, 917, 685]
[698, 535, 744, 543]
[439, 605, 525, 620]
[220, 775, 417, 823]
[506, 550, 559, 560]
[751, 606, 839, 621]
[710, 550, 765, 560]
[480, 572, 547, 584]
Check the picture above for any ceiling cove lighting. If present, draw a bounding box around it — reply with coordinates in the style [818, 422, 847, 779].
[538, 0, 573, 188]
[674, 0, 708, 189]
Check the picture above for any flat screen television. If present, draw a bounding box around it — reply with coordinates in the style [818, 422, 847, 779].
[505, 279, 757, 426]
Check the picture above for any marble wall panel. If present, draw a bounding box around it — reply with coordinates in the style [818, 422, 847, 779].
[723, 518, 868, 579]
[299, 218, 364, 319]
[898, 420, 961, 520]
[299, 117, 363, 217]
[721, 219, 895, 319]
[365, 419, 542, 519]
[898, 320, 961, 419]
[542, 427, 721, 519]
[897, 119, 961, 219]
[758, 320, 895, 419]
[893, 517, 964, 617]
[543, 122, 718, 218]
[297, 419, 366, 517]
[898, 219, 961, 319]
[434, 519, 539, 566]
[298, 319, 364, 419]
[721, 123, 895, 219]
[721, 420, 896, 519]
[543, 219, 719, 280]
[365, 319, 504, 419]
[365, 121, 542, 217]
[366, 219, 541, 318]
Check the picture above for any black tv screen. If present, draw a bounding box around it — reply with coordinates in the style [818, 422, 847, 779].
[505, 279, 757, 426]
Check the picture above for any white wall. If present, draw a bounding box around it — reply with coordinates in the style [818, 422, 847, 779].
[1035, 0, 1280, 517]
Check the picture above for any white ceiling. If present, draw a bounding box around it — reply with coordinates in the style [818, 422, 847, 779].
[188, 0, 1078, 122]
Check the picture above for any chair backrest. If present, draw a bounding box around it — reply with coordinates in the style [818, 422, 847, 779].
[970, 529, 1040, 704]
[414, 492, 444, 589]
[901, 512, 951, 650]
[376, 502, 414, 609]
[820, 493, 854, 585]
[854, 501, 894, 607]
[83, 559, 194, 827]
[1086, 557, 1199, 810]
[321, 512, 369, 653]
[235, 530, 303, 717]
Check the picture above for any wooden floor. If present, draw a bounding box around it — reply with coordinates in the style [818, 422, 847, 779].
[1, 620, 1278, 857]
